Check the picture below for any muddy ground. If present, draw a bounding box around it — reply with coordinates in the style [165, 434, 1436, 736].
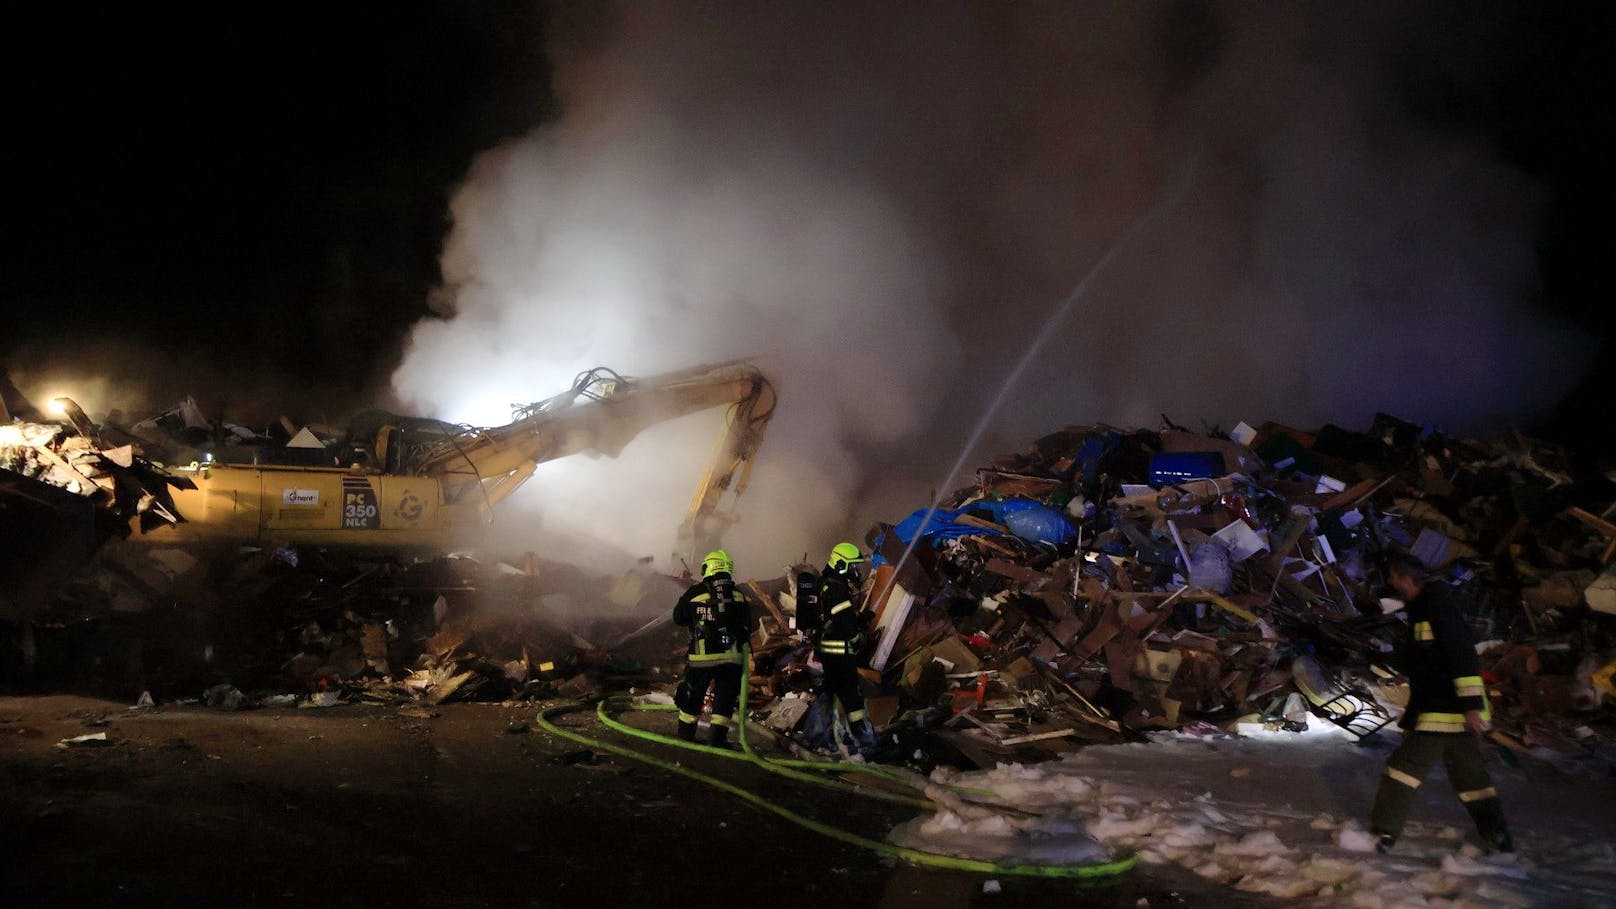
[0, 696, 1276, 908]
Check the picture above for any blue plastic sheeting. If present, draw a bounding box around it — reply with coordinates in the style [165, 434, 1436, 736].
[989, 497, 1077, 546]
[871, 506, 1002, 566]
[891, 507, 1002, 546]
[873, 498, 1076, 566]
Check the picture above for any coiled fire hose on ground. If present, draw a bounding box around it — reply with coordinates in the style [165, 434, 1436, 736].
[533, 645, 1138, 880]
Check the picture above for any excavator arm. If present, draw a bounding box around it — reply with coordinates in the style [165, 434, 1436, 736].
[411, 360, 776, 558]
[674, 365, 775, 562]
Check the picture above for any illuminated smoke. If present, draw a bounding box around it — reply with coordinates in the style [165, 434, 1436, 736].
[392, 2, 1592, 571]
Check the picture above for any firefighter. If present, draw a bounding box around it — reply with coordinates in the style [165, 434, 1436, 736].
[815, 542, 876, 753]
[672, 550, 754, 747]
[1369, 554, 1513, 854]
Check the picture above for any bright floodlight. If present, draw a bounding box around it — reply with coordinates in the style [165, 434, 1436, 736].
[48, 398, 69, 416]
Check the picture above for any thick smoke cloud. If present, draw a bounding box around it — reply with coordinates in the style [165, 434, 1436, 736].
[392, 2, 1591, 571]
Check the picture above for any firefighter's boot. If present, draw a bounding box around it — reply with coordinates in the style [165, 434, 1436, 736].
[1470, 801, 1514, 854]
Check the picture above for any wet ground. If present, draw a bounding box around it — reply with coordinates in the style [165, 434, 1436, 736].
[0, 695, 1273, 908]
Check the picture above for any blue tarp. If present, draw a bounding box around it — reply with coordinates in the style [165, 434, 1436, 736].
[872, 506, 1003, 566]
[891, 506, 1001, 546]
[988, 497, 1077, 546]
[873, 497, 1074, 565]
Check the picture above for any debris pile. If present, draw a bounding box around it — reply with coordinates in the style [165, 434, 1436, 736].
[0, 420, 189, 529]
[7, 539, 696, 707]
[5, 361, 1612, 775]
[745, 416, 1616, 770]
[265, 554, 686, 709]
[2, 376, 193, 616]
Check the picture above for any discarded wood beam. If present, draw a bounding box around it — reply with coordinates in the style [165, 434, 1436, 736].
[1569, 507, 1616, 539]
[976, 469, 1063, 499]
[952, 705, 1010, 740]
[1321, 475, 1395, 512]
[954, 513, 1013, 534]
[1182, 588, 1261, 623]
[746, 580, 788, 630]
[973, 536, 1022, 559]
[983, 557, 1052, 586]
[999, 728, 1076, 746]
[1564, 509, 1616, 564]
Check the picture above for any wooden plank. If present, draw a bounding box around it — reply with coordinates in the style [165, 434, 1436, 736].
[1570, 507, 1616, 539]
[745, 580, 788, 630]
[1185, 589, 1261, 624]
[1072, 607, 1126, 659]
[976, 470, 1063, 499]
[983, 557, 1051, 586]
[973, 536, 1022, 559]
[956, 708, 1008, 740]
[1320, 476, 1389, 512]
[999, 728, 1076, 746]
[955, 513, 1012, 534]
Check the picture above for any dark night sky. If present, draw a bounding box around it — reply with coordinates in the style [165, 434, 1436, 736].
[5, 4, 554, 410]
[4, 2, 1613, 448]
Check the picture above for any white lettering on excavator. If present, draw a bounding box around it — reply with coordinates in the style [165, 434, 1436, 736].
[281, 488, 320, 506]
[342, 476, 381, 529]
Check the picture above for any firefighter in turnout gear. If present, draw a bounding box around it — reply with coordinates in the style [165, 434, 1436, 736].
[815, 542, 876, 753]
[1369, 555, 1513, 854]
[673, 550, 755, 747]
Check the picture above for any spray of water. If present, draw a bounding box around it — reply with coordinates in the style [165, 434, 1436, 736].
[868, 160, 1198, 610]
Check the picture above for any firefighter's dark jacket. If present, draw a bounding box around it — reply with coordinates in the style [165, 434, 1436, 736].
[1397, 580, 1489, 733]
[673, 572, 755, 663]
[815, 573, 867, 658]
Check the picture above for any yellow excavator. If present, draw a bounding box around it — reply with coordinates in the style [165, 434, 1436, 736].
[129, 360, 776, 562]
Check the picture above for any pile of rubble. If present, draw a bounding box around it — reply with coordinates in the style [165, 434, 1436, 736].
[12, 543, 694, 708]
[7, 363, 1614, 774]
[745, 416, 1616, 771]
[1, 374, 191, 616]
[0, 419, 188, 527]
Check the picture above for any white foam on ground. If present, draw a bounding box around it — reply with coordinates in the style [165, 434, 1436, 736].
[891, 732, 1616, 906]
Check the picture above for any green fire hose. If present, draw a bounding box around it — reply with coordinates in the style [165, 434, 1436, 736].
[533, 646, 1138, 880]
